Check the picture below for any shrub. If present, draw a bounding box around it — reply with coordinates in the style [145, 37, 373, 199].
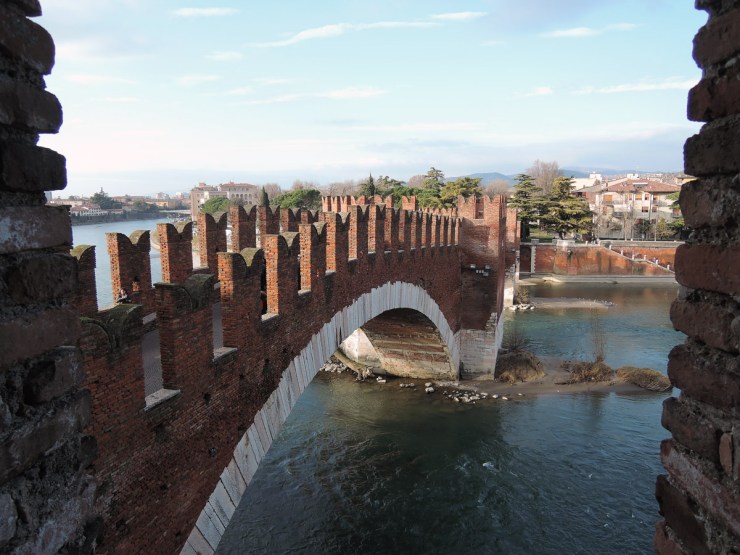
[561, 360, 614, 383]
[616, 366, 672, 392]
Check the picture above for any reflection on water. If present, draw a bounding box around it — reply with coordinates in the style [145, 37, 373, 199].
[218, 282, 680, 554]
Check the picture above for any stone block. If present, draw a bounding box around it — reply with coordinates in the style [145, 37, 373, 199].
[661, 397, 721, 464]
[688, 70, 740, 122]
[653, 519, 689, 555]
[670, 298, 739, 353]
[0, 205, 71, 254]
[6, 0, 42, 17]
[668, 343, 739, 411]
[684, 115, 740, 176]
[24, 346, 84, 404]
[0, 493, 18, 548]
[0, 79, 62, 133]
[674, 244, 740, 298]
[0, 390, 91, 483]
[0, 142, 66, 193]
[655, 475, 710, 555]
[3, 252, 76, 304]
[679, 176, 740, 229]
[693, 6, 740, 66]
[0, 306, 80, 367]
[0, 4, 54, 74]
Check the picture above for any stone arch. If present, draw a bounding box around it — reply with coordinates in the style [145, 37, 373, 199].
[182, 281, 459, 553]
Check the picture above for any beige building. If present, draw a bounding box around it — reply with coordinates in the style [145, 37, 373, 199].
[189, 182, 259, 219]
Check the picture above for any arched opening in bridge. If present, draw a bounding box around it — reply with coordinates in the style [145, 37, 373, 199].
[339, 308, 458, 380]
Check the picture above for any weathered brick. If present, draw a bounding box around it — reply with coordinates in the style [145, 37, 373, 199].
[674, 244, 740, 297]
[661, 397, 722, 464]
[3, 252, 76, 304]
[0, 79, 62, 133]
[670, 298, 738, 353]
[718, 432, 734, 476]
[5, 0, 42, 17]
[0, 389, 91, 483]
[0, 205, 71, 254]
[24, 346, 84, 404]
[693, 6, 740, 67]
[684, 115, 740, 176]
[679, 176, 740, 229]
[668, 343, 740, 411]
[0, 306, 80, 367]
[0, 4, 54, 75]
[0, 493, 17, 548]
[688, 70, 740, 122]
[655, 475, 711, 555]
[0, 142, 66, 193]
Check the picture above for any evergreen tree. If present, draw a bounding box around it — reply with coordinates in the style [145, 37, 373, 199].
[271, 188, 322, 210]
[202, 196, 230, 214]
[508, 174, 544, 239]
[422, 167, 445, 191]
[539, 176, 594, 239]
[357, 173, 377, 198]
[439, 177, 482, 208]
[260, 186, 269, 207]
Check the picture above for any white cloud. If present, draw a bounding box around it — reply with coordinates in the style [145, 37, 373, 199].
[544, 26, 599, 38]
[224, 86, 254, 96]
[206, 50, 243, 61]
[65, 74, 135, 85]
[176, 74, 221, 87]
[243, 94, 304, 105]
[574, 79, 696, 95]
[526, 86, 554, 97]
[320, 87, 386, 99]
[173, 8, 238, 17]
[254, 21, 437, 47]
[349, 122, 484, 133]
[543, 23, 637, 38]
[430, 12, 487, 21]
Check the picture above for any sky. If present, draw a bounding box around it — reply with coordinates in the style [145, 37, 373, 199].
[37, 1, 707, 197]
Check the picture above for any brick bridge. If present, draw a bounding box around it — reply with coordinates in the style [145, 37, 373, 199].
[1, 2, 738, 554]
[69, 194, 515, 553]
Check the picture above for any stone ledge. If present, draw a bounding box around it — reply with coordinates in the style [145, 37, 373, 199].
[144, 388, 181, 411]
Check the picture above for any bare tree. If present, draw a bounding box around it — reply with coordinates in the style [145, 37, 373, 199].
[291, 179, 319, 191]
[407, 174, 425, 189]
[527, 159, 560, 196]
[262, 183, 282, 199]
[324, 180, 358, 196]
[485, 179, 511, 197]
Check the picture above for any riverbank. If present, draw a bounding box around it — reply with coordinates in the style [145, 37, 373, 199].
[521, 274, 677, 284]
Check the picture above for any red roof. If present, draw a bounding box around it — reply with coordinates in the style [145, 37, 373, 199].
[605, 179, 680, 194]
[219, 183, 257, 189]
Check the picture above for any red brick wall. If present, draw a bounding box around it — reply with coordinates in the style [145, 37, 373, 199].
[79, 201, 472, 553]
[524, 243, 675, 276]
[107, 230, 155, 313]
[655, 2, 740, 553]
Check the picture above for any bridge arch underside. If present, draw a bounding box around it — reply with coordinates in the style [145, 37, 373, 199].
[183, 282, 459, 554]
[340, 308, 458, 380]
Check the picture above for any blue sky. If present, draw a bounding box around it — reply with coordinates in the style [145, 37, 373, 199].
[38, 1, 706, 196]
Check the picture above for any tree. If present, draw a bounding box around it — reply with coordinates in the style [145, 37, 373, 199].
[439, 177, 482, 208]
[539, 177, 594, 239]
[271, 188, 322, 210]
[634, 218, 652, 239]
[527, 159, 560, 197]
[91, 191, 122, 209]
[259, 187, 269, 207]
[324, 180, 358, 196]
[262, 183, 282, 200]
[422, 167, 445, 191]
[132, 200, 157, 212]
[407, 174, 425, 189]
[357, 173, 377, 198]
[485, 179, 511, 197]
[291, 179, 319, 191]
[201, 196, 229, 214]
[508, 174, 544, 239]
[375, 175, 404, 192]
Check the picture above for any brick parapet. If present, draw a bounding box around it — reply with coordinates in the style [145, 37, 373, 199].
[69, 244, 97, 317]
[157, 221, 194, 284]
[106, 230, 154, 314]
[197, 210, 227, 274]
[656, 2, 740, 553]
[230, 204, 257, 251]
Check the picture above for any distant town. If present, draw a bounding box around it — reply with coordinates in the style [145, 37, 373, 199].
[49, 165, 693, 240]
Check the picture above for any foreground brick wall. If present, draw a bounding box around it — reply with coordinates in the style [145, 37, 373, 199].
[654, 1, 740, 553]
[0, 1, 98, 551]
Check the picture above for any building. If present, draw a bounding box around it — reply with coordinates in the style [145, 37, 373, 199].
[189, 181, 259, 218]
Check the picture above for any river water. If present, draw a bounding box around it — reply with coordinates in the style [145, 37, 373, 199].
[72, 218, 168, 308]
[217, 282, 683, 554]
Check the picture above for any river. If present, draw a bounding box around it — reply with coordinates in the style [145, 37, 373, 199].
[72, 218, 169, 308]
[217, 282, 683, 554]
